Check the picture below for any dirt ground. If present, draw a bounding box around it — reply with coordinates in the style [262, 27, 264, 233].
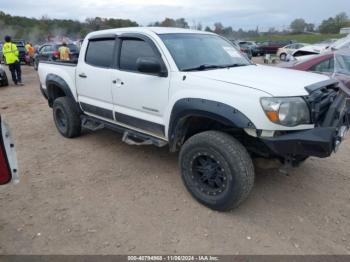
[0, 64, 350, 255]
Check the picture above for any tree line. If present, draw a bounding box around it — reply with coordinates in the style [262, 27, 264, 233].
[0, 10, 349, 44]
[0, 11, 138, 43]
[290, 12, 350, 34]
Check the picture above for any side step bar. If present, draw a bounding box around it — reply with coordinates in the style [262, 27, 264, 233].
[81, 115, 168, 148]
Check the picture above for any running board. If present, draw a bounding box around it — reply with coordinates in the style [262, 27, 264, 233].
[122, 131, 167, 147]
[81, 115, 168, 148]
[82, 118, 105, 131]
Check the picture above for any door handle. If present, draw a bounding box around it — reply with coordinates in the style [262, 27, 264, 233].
[79, 73, 87, 78]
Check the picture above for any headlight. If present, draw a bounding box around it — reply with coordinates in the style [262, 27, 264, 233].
[260, 97, 310, 127]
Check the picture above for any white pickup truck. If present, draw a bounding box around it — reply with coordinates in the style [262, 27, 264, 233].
[38, 27, 350, 211]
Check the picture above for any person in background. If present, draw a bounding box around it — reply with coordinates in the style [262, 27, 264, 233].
[2, 36, 23, 86]
[27, 42, 35, 65]
[58, 42, 70, 61]
[25, 42, 31, 52]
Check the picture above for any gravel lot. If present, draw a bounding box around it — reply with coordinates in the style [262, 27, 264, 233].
[0, 65, 350, 255]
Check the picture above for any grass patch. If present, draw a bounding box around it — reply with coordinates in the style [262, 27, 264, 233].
[250, 34, 346, 44]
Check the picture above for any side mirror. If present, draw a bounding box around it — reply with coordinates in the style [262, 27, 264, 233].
[0, 116, 18, 185]
[136, 57, 166, 76]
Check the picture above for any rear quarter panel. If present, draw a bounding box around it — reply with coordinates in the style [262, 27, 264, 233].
[38, 62, 77, 101]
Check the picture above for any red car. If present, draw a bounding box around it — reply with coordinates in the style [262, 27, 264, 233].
[279, 50, 350, 91]
[258, 40, 293, 55]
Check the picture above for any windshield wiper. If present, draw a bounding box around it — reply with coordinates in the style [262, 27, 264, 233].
[222, 63, 250, 68]
[182, 64, 226, 72]
[182, 64, 249, 72]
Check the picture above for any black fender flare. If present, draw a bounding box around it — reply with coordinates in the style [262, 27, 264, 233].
[46, 74, 76, 107]
[168, 98, 256, 151]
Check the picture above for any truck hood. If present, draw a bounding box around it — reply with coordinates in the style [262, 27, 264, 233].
[189, 64, 330, 96]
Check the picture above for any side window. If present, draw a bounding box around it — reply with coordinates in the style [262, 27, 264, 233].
[85, 39, 115, 68]
[311, 58, 334, 73]
[119, 39, 158, 72]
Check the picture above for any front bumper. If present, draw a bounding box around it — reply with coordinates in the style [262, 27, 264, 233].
[262, 126, 348, 158]
[261, 91, 350, 159]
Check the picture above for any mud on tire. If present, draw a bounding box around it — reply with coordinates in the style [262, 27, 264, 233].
[179, 131, 255, 211]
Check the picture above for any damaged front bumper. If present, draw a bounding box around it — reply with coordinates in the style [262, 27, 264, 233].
[262, 126, 348, 158]
[262, 90, 350, 159]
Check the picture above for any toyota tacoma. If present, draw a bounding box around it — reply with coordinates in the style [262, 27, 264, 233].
[38, 28, 350, 211]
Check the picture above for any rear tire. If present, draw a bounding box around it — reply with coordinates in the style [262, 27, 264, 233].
[179, 131, 255, 211]
[53, 97, 81, 138]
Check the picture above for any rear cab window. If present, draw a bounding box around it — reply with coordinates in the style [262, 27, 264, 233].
[85, 38, 115, 68]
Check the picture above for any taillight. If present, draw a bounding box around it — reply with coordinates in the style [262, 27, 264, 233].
[0, 122, 11, 185]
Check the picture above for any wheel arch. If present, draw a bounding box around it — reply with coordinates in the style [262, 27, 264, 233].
[168, 98, 256, 152]
[46, 74, 76, 107]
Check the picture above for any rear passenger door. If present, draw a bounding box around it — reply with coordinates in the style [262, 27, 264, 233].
[76, 37, 117, 121]
[111, 35, 170, 138]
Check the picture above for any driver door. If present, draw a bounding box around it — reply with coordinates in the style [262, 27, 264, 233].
[111, 35, 169, 138]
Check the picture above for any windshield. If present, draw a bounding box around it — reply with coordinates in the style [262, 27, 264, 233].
[331, 36, 350, 50]
[335, 54, 350, 75]
[159, 33, 251, 71]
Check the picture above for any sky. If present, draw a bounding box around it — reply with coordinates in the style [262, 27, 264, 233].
[0, 0, 349, 30]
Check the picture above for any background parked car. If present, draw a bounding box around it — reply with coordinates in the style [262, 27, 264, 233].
[279, 50, 350, 90]
[0, 65, 8, 87]
[238, 41, 261, 56]
[237, 42, 253, 59]
[277, 43, 307, 61]
[0, 42, 3, 63]
[34, 43, 79, 70]
[293, 36, 350, 58]
[258, 40, 293, 55]
[230, 40, 252, 60]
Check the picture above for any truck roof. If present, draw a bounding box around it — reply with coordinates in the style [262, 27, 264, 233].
[86, 27, 214, 38]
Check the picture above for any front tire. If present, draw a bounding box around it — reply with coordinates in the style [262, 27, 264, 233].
[280, 53, 287, 61]
[179, 131, 254, 211]
[53, 97, 81, 138]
